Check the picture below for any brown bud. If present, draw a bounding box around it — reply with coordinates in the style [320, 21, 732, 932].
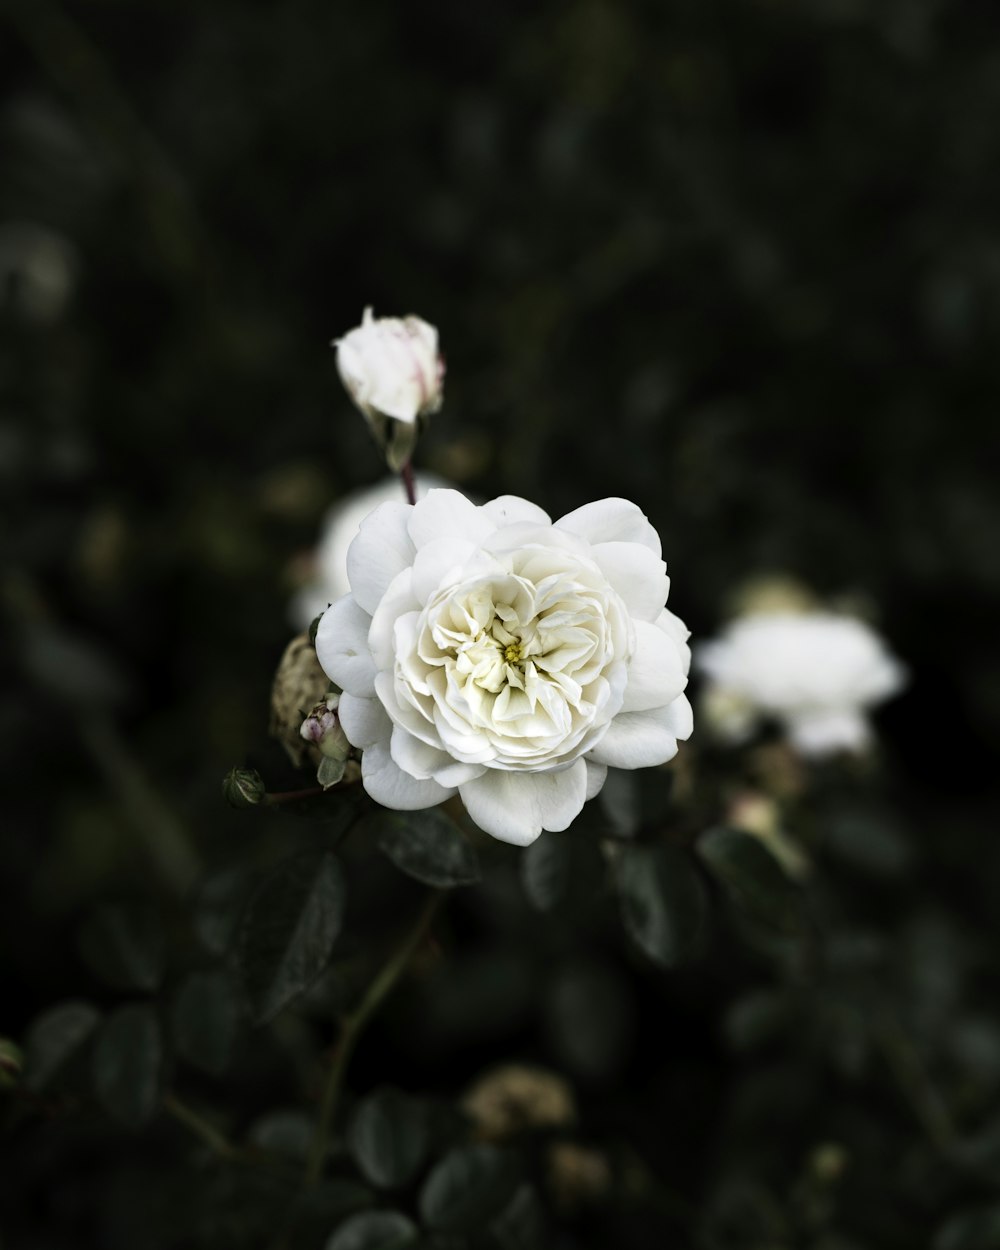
[269, 632, 331, 767]
[462, 1064, 576, 1141]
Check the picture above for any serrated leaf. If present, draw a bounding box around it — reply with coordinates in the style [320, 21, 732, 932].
[237, 852, 346, 1024]
[617, 843, 707, 967]
[348, 1088, 429, 1189]
[698, 826, 804, 936]
[24, 1000, 101, 1092]
[419, 1144, 519, 1234]
[376, 810, 481, 889]
[171, 968, 241, 1074]
[521, 833, 572, 911]
[326, 1210, 418, 1250]
[78, 902, 164, 992]
[91, 1004, 162, 1127]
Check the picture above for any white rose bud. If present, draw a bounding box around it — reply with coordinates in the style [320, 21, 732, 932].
[334, 307, 444, 471]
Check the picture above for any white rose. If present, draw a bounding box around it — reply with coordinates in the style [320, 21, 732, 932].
[696, 611, 906, 756]
[334, 307, 444, 470]
[315, 490, 693, 845]
[289, 475, 450, 629]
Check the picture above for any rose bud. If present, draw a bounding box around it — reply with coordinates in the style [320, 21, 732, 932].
[300, 693, 351, 788]
[333, 307, 444, 470]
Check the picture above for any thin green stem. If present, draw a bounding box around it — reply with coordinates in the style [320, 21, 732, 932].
[163, 1092, 239, 1161]
[303, 890, 444, 1186]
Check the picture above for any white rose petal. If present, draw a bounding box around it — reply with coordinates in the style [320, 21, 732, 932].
[315, 489, 693, 845]
[696, 610, 906, 757]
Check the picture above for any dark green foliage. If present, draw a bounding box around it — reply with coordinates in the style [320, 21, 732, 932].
[91, 1004, 163, 1127]
[616, 842, 708, 967]
[237, 852, 346, 1023]
[348, 1088, 430, 1190]
[3, 1, 1000, 1246]
[374, 810, 481, 889]
[418, 1144, 520, 1234]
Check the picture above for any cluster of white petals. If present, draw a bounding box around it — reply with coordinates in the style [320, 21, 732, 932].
[334, 308, 444, 470]
[316, 490, 692, 844]
[697, 611, 906, 756]
[290, 475, 447, 629]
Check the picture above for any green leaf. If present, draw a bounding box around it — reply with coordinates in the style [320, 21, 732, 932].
[697, 826, 804, 936]
[419, 1144, 519, 1235]
[171, 969, 241, 1074]
[194, 866, 254, 956]
[348, 1088, 430, 1189]
[249, 1109, 314, 1159]
[616, 843, 707, 967]
[24, 1000, 101, 1092]
[317, 755, 347, 789]
[326, 1210, 418, 1250]
[78, 901, 164, 992]
[237, 852, 346, 1024]
[521, 832, 572, 911]
[489, 1184, 546, 1250]
[91, 1004, 163, 1127]
[376, 810, 481, 889]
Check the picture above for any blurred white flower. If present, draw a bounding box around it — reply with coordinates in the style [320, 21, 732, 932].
[334, 307, 444, 470]
[315, 490, 692, 845]
[289, 475, 449, 629]
[697, 611, 906, 756]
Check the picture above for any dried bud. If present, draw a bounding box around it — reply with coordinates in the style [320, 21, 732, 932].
[545, 1142, 612, 1212]
[270, 632, 331, 767]
[223, 767, 266, 808]
[334, 307, 444, 471]
[462, 1064, 577, 1141]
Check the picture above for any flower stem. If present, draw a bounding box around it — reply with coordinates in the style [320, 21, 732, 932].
[400, 460, 417, 505]
[303, 890, 443, 1186]
[163, 1092, 239, 1160]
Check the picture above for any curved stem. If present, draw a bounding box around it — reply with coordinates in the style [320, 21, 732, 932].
[303, 890, 443, 1186]
[163, 1092, 239, 1161]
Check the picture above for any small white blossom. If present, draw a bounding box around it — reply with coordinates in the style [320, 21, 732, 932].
[315, 491, 693, 845]
[334, 307, 444, 470]
[697, 611, 906, 756]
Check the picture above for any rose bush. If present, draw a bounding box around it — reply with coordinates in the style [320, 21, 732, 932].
[696, 610, 906, 755]
[316, 490, 692, 843]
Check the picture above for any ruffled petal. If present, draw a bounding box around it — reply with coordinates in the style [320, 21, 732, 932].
[621, 620, 688, 713]
[361, 739, 456, 810]
[314, 596, 376, 697]
[407, 489, 495, 550]
[554, 498, 661, 555]
[589, 698, 692, 769]
[459, 760, 588, 846]
[411, 536, 477, 602]
[346, 501, 416, 616]
[585, 759, 608, 800]
[589, 542, 670, 622]
[338, 692, 390, 749]
[389, 724, 487, 787]
[480, 496, 552, 528]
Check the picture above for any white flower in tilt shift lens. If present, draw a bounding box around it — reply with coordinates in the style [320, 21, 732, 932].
[697, 611, 906, 756]
[334, 308, 444, 470]
[315, 491, 692, 844]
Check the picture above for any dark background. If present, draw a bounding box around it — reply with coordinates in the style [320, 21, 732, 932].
[3, 1, 1000, 1247]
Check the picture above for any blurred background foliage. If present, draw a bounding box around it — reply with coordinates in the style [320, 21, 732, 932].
[3, 0, 1000, 1247]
